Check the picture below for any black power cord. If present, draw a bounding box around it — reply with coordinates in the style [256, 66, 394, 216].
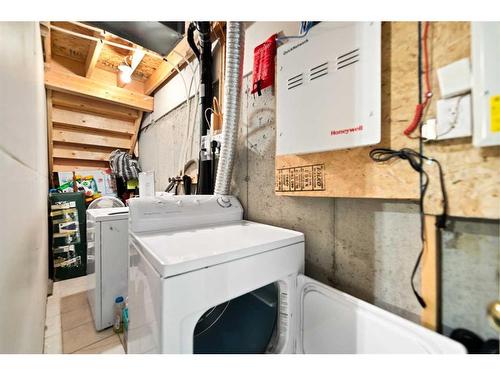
[369, 147, 448, 308]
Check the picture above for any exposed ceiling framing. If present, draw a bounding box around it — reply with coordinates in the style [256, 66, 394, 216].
[40, 21, 225, 177]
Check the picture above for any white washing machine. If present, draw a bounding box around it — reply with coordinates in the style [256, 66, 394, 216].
[127, 195, 465, 354]
[87, 207, 129, 331]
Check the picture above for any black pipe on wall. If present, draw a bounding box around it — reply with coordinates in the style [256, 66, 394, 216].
[194, 21, 214, 194]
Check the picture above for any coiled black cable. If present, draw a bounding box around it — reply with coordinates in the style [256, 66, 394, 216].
[369, 147, 448, 308]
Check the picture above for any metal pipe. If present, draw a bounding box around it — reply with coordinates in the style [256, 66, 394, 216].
[214, 22, 244, 196]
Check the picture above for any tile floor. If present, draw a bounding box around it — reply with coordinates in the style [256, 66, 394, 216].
[43, 275, 125, 354]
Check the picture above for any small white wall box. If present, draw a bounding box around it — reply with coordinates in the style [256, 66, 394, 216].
[435, 94, 472, 140]
[471, 22, 500, 147]
[436, 58, 471, 99]
[276, 22, 381, 156]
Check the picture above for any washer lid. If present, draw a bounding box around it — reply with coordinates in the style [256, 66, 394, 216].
[130, 220, 304, 278]
[86, 207, 129, 222]
[297, 275, 466, 354]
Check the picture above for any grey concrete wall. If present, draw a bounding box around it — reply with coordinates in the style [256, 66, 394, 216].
[441, 218, 499, 340]
[138, 99, 200, 192]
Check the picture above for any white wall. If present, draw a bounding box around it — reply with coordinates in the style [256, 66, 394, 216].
[0, 22, 48, 353]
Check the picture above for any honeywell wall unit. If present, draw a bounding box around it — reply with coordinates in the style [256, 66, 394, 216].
[471, 22, 500, 147]
[276, 22, 381, 156]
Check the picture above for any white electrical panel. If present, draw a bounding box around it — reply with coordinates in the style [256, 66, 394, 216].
[471, 22, 500, 147]
[276, 22, 381, 156]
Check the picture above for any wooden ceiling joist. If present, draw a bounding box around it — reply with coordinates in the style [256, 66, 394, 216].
[144, 38, 193, 95]
[84, 37, 104, 78]
[144, 22, 225, 95]
[45, 68, 153, 112]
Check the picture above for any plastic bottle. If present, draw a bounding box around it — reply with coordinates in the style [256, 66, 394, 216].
[122, 297, 129, 352]
[113, 296, 124, 333]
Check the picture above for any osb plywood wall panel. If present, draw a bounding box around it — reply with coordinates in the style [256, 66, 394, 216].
[275, 22, 420, 200]
[276, 22, 500, 220]
[423, 22, 500, 219]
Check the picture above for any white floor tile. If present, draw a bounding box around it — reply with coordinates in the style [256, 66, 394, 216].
[45, 313, 61, 338]
[45, 296, 61, 318]
[44, 333, 62, 354]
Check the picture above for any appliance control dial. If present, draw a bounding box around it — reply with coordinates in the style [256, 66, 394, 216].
[217, 196, 232, 208]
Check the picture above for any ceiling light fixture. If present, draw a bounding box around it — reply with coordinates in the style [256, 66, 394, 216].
[118, 64, 133, 84]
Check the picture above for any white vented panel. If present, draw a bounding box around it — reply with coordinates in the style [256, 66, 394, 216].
[276, 22, 381, 155]
[471, 22, 500, 147]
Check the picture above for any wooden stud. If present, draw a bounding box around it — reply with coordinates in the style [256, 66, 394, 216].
[46, 89, 54, 187]
[41, 22, 52, 64]
[129, 112, 144, 155]
[421, 215, 439, 331]
[52, 91, 139, 121]
[52, 107, 135, 135]
[45, 68, 154, 112]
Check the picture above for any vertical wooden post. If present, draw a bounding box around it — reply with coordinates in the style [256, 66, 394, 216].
[46, 89, 54, 188]
[129, 112, 144, 156]
[421, 214, 440, 330]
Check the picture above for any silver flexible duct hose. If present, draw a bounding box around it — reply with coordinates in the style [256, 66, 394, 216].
[214, 22, 245, 196]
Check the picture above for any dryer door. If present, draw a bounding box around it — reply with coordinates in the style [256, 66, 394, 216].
[296, 275, 465, 354]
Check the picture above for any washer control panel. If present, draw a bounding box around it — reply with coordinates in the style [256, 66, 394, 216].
[129, 195, 243, 233]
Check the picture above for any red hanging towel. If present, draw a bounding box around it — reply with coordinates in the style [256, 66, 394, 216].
[251, 34, 277, 96]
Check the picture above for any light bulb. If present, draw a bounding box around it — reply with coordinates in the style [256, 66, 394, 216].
[118, 64, 132, 84]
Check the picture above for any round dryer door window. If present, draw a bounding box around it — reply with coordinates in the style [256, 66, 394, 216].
[193, 283, 278, 354]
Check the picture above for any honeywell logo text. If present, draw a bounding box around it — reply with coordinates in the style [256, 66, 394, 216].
[330, 125, 364, 136]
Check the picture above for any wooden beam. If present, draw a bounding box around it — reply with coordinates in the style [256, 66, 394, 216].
[52, 91, 139, 121]
[129, 112, 144, 155]
[421, 215, 439, 331]
[144, 22, 225, 95]
[144, 38, 193, 95]
[53, 144, 112, 162]
[84, 37, 104, 78]
[52, 126, 131, 149]
[53, 158, 110, 172]
[45, 68, 153, 112]
[52, 107, 135, 135]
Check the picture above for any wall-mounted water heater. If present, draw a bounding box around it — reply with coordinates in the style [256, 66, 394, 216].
[471, 22, 500, 147]
[276, 22, 381, 156]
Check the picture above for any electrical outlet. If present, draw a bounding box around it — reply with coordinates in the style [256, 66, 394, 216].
[435, 94, 472, 140]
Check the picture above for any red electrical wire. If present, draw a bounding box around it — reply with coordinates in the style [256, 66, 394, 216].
[404, 22, 432, 137]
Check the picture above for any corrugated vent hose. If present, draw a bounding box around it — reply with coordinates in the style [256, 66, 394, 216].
[214, 22, 245, 196]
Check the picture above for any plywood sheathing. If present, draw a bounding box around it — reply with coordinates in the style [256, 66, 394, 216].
[276, 22, 500, 220]
[422, 22, 500, 219]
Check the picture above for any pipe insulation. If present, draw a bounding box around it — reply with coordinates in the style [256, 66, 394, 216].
[214, 22, 245, 196]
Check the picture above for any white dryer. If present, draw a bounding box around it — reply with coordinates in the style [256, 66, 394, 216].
[87, 207, 129, 330]
[127, 195, 465, 354]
